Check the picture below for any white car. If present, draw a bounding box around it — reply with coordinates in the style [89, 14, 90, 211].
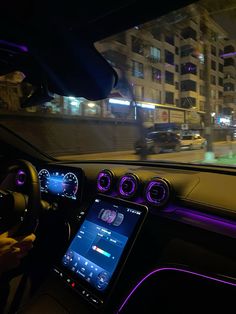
[181, 134, 206, 150]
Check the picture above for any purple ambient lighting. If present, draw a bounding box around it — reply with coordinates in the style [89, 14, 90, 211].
[117, 267, 236, 313]
[16, 170, 26, 186]
[221, 51, 236, 58]
[146, 180, 167, 205]
[0, 39, 28, 52]
[119, 175, 137, 197]
[97, 171, 112, 192]
[175, 207, 236, 238]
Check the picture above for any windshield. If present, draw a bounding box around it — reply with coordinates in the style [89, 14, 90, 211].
[1, 0, 236, 166]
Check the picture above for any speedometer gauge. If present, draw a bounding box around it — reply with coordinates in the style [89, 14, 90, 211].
[62, 172, 78, 199]
[38, 169, 50, 193]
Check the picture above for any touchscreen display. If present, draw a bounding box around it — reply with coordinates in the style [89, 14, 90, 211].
[62, 196, 146, 292]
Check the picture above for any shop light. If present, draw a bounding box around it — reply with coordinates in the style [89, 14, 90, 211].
[70, 101, 78, 106]
[109, 98, 130, 106]
[219, 117, 230, 124]
[138, 103, 155, 109]
[87, 102, 96, 108]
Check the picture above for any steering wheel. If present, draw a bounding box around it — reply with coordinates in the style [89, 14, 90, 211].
[0, 159, 41, 236]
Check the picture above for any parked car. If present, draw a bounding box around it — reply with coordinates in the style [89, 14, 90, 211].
[135, 131, 181, 154]
[181, 134, 206, 150]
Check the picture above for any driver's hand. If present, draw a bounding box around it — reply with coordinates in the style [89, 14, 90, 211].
[0, 228, 36, 275]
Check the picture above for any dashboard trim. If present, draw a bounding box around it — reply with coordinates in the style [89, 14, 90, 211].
[118, 266, 236, 313]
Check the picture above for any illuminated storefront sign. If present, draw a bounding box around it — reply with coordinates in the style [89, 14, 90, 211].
[155, 108, 169, 123]
[109, 98, 130, 105]
[216, 115, 232, 126]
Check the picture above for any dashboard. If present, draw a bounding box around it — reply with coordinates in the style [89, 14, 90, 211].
[6, 161, 236, 314]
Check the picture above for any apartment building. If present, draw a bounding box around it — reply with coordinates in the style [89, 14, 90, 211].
[95, 4, 229, 128]
[223, 40, 236, 122]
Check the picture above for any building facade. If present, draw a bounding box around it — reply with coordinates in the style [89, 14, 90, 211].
[95, 4, 229, 129]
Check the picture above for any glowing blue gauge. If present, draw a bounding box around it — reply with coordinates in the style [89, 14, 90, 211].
[38, 169, 50, 193]
[62, 172, 78, 199]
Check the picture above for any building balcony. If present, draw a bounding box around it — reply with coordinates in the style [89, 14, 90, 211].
[180, 37, 197, 46]
[224, 45, 236, 54]
[223, 90, 235, 96]
[180, 55, 198, 64]
[224, 78, 236, 85]
[224, 76, 235, 83]
[199, 95, 206, 100]
[224, 65, 236, 73]
[224, 96, 236, 104]
[180, 90, 197, 98]
[223, 101, 236, 107]
[163, 42, 175, 52]
[188, 19, 199, 31]
[164, 84, 175, 93]
[180, 73, 198, 81]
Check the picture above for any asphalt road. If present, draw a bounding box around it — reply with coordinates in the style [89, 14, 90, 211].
[58, 141, 236, 163]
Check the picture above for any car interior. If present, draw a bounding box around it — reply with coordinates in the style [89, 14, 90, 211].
[0, 0, 236, 313]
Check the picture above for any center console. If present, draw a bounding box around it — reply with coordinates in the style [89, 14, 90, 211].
[53, 194, 148, 308]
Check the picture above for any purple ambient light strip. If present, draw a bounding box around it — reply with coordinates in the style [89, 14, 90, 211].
[0, 39, 28, 52]
[117, 267, 236, 313]
[175, 207, 236, 237]
[221, 52, 236, 58]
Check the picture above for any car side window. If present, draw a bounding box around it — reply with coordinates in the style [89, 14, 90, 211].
[159, 134, 166, 141]
[147, 133, 155, 139]
[170, 133, 177, 140]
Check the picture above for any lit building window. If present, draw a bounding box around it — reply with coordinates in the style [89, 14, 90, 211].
[181, 62, 197, 75]
[84, 102, 101, 117]
[132, 60, 144, 78]
[198, 53, 205, 64]
[149, 47, 161, 61]
[152, 67, 161, 83]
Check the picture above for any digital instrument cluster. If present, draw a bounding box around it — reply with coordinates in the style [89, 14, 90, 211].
[38, 167, 82, 200]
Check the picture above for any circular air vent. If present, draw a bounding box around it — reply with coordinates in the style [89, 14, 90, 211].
[145, 178, 170, 207]
[15, 169, 26, 186]
[97, 169, 113, 193]
[118, 173, 139, 198]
